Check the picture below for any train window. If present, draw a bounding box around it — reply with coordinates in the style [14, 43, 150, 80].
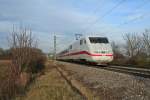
[70, 45, 72, 49]
[80, 40, 83, 45]
[89, 37, 109, 43]
[84, 40, 86, 44]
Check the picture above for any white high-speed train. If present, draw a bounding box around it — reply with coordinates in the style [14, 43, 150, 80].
[57, 36, 113, 65]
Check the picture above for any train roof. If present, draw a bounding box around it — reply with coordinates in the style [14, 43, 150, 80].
[80, 35, 108, 39]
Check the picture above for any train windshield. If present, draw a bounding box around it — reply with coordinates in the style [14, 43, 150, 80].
[89, 37, 109, 43]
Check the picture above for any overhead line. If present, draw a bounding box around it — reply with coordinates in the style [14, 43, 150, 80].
[133, 0, 150, 11]
[118, 15, 145, 27]
[81, 0, 126, 33]
[84, 0, 106, 24]
[92, 0, 126, 23]
[100, 0, 150, 34]
[117, 0, 150, 27]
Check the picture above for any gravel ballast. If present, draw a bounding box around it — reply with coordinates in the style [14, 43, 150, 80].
[57, 61, 150, 100]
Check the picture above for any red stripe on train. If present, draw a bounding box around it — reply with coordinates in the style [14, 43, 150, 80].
[59, 51, 113, 57]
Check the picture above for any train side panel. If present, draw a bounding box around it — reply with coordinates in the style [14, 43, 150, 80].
[66, 38, 93, 61]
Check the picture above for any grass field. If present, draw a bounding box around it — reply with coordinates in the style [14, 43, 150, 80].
[0, 60, 12, 99]
[0, 60, 11, 81]
[16, 61, 84, 100]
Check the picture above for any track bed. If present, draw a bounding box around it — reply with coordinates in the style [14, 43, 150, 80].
[57, 61, 150, 100]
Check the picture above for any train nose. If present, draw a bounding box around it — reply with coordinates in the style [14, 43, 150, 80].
[92, 54, 113, 63]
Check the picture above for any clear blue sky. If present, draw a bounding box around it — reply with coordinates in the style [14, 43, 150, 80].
[0, 0, 150, 52]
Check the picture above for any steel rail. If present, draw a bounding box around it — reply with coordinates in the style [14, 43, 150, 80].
[101, 66, 150, 78]
[57, 60, 150, 78]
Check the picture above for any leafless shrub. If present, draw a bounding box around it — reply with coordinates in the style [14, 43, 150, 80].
[8, 28, 37, 74]
[111, 42, 125, 58]
[3, 27, 38, 99]
[123, 33, 143, 58]
[26, 48, 46, 73]
[109, 30, 149, 66]
[123, 32, 149, 66]
[0, 26, 46, 100]
[143, 29, 150, 56]
[111, 41, 119, 54]
[111, 41, 125, 65]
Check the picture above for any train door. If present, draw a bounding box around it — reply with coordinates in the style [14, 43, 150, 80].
[69, 45, 72, 60]
[79, 39, 87, 60]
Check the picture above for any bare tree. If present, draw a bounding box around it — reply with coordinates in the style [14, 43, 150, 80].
[143, 29, 150, 56]
[123, 33, 143, 58]
[111, 41, 120, 54]
[111, 41, 125, 61]
[0, 26, 47, 100]
[8, 27, 37, 77]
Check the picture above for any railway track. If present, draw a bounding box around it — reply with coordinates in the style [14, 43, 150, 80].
[101, 65, 150, 78]
[58, 61, 150, 78]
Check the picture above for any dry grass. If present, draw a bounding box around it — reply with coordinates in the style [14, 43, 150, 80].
[0, 60, 11, 78]
[0, 60, 10, 86]
[16, 61, 84, 100]
[0, 60, 11, 81]
[0, 60, 14, 99]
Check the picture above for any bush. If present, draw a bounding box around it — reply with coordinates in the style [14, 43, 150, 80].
[0, 48, 47, 100]
[110, 52, 126, 65]
[27, 48, 46, 73]
[0, 27, 47, 99]
[0, 49, 11, 60]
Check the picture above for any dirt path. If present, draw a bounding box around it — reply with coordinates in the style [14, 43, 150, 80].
[16, 61, 84, 100]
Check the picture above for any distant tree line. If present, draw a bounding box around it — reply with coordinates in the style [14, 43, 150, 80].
[111, 29, 150, 67]
[0, 48, 11, 59]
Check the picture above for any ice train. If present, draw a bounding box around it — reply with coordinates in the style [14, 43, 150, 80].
[57, 36, 113, 65]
